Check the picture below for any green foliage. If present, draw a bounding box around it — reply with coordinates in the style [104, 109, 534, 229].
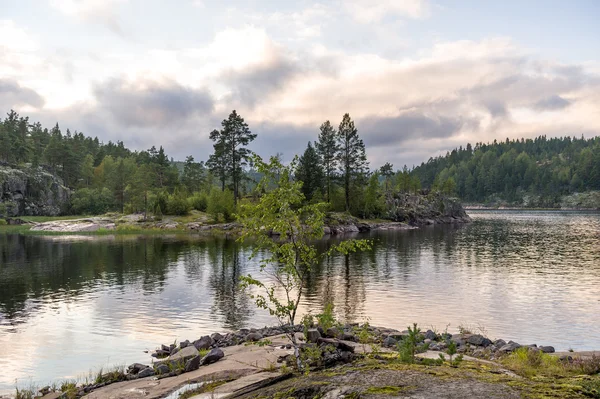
[315, 120, 339, 203]
[362, 172, 385, 218]
[412, 136, 600, 206]
[207, 187, 235, 222]
[503, 348, 564, 377]
[166, 190, 191, 215]
[14, 388, 36, 399]
[337, 113, 368, 211]
[0, 219, 6, 226]
[238, 155, 371, 369]
[188, 192, 208, 212]
[296, 142, 324, 202]
[70, 187, 114, 215]
[316, 302, 337, 333]
[397, 323, 422, 364]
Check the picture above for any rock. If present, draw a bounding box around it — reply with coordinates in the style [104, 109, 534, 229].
[467, 334, 492, 347]
[383, 336, 398, 348]
[424, 339, 432, 345]
[499, 342, 521, 352]
[184, 355, 201, 372]
[342, 332, 356, 342]
[539, 346, 555, 353]
[137, 367, 154, 378]
[211, 333, 224, 342]
[155, 364, 170, 375]
[325, 327, 341, 338]
[152, 349, 170, 358]
[317, 338, 355, 353]
[162, 345, 199, 366]
[245, 332, 263, 342]
[194, 335, 214, 350]
[180, 340, 190, 349]
[494, 339, 507, 348]
[424, 330, 437, 340]
[200, 348, 224, 365]
[559, 355, 573, 362]
[306, 328, 321, 343]
[127, 363, 148, 374]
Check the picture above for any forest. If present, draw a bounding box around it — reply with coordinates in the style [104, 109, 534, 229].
[1, 108, 599, 219]
[412, 135, 600, 207]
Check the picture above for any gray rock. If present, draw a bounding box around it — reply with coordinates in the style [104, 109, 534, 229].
[211, 333, 224, 342]
[494, 339, 507, 348]
[201, 348, 224, 365]
[326, 327, 341, 338]
[137, 367, 154, 378]
[424, 339, 432, 345]
[156, 364, 170, 375]
[467, 334, 492, 347]
[306, 328, 321, 343]
[193, 335, 214, 350]
[127, 363, 148, 374]
[499, 342, 521, 352]
[180, 340, 190, 349]
[163, 345, 199, 365]
[539, 346, 555, 353]
[424, 330, 437, 340]
[161, 344, 170, 352]
[317, 338, 355, 353]
[245, 332, 263, 342]
[342, 332, 356, 342]
[383, 336, 398, 348]
[184, 355, 200, 372]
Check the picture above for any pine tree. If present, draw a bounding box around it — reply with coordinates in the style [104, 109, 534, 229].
[336, 113, 368, 212]
[296, 142, 324, 202]
[208, 110, 256, 204]
[182, 155, 205, 192]
[379, 162, 394, 196]
[315, 120, 338, 202]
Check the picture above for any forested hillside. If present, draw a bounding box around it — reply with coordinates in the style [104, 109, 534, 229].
[411, 136, 600, 207]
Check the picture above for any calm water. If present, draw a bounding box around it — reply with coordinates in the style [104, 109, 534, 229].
[1, 210, 599, 392]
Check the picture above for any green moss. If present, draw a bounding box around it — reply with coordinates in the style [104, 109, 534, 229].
[364, 385, 402, 394]
[177, 380, 228, 399]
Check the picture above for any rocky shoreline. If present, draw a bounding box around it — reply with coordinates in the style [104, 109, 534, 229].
[23, 322, 596, 399]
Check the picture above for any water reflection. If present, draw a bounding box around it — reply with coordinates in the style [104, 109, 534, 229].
[0, 211, 599, 392]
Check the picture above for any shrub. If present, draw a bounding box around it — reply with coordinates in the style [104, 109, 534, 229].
[316, 302, 337, 332]
[0, 219, 6, 226]
[188, 192, 208, 212]
[153, 191, 168, 217]
[207, 188, 235, 222]
[166, 192, 190, 215]
[71, 187, 114, 215]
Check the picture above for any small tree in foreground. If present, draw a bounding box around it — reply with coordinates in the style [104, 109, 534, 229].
[238, 155, 371, 370]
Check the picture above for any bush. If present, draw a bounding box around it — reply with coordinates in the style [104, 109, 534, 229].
[71, 188, 114, 215]
[0, 219, 6, 225]
[188, 192, 208, 211]
[166, 192, 190, 215]
[153, 191, 168, 216]
[207, 188, 235, 222]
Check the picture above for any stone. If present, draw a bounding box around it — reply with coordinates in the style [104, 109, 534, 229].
[161, 344, 170, 352]
[499, 342, 521, 352]
[211, 333, 224, 342]
[494, 339, 507, 348]
[180, 340, 190, 349]
[539, 346, 555, 353]
[317, 338, 355, 353]
[326, 327, 342, 338]
[245, 332, 263, 342]
[383, 336, 398, 348]
[193, 335, 214, 350]
[184, 355, 200, 372]
[163, 345, 199, 365]
[200, 348, 224, 365]
[155, 364, 170, 375]
[467, 334, 492, 347]
[306, 328, 321, 343]
[137, 367, 154, 378]
[342, 332, 356, 342]
[424, 339, 432, 345]
[127, 363, 148, 374]
[424, 330, 437, 340]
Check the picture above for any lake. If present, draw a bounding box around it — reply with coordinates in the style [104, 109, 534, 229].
[1, 210, 599, 392]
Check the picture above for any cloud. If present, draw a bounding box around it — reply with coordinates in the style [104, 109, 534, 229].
[0, 78, 45, 109]
[344, 0, 431, 23]
[534, 95, 571, 110]
[93, 77, 214, 128]
[49, 0, 127, 35]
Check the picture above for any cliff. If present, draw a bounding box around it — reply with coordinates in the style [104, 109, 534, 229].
[385, 192, 471, 225]
[0, 163, 70, 217]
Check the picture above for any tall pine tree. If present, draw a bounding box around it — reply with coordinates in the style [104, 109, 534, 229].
[336, 113, 368, 212]
[296, 142, 324, 202]
[315, 120, 338, 203]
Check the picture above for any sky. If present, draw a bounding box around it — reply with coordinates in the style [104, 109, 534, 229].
[1, 0, 599, 168]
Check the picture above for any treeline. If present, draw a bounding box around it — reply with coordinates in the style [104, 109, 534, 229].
[1, 109, 423, 220]
[411, 136, 600, 206]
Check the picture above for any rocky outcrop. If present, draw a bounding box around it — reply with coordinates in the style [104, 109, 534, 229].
[0, 163, 70, 217]
[386, 192, 471, 225]
[30, 217, 116, 232]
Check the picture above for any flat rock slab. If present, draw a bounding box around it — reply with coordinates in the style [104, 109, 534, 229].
[31, 218, 116, 232]
[189, 372, 283, 398]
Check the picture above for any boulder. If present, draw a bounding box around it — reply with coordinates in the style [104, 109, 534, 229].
[137, 367, 155, 378]
[306, 328, 321, 343]
[211, 333, 224, 342]
[245, 332, 263, 342]
[342, 332, 357, 342]
[201, 348, 224, 365]
[499, 342, 521, 352]
[180, 340, 190, 349]
[539, 346, 555, 353]
[184, 355, 201, 372]
[325, 327, 342, 338]
[424, 330, 437, 341]
[317, 338, 355, 353]
[127, 363, 148, 374]
[194, 335, 214, 350]
[383, 336, 398, 348]
[155, 364, 170, 375]
[162, 345, 199, 366]
[467, 334, 492, 347]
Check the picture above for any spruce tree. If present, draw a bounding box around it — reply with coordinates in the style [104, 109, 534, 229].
[182, 155, 205, 192]
[315, 120, 338, 202]
[207, 129, 229, 191]
[336, 113, 368, 212]
[296, 142, 324, 201]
